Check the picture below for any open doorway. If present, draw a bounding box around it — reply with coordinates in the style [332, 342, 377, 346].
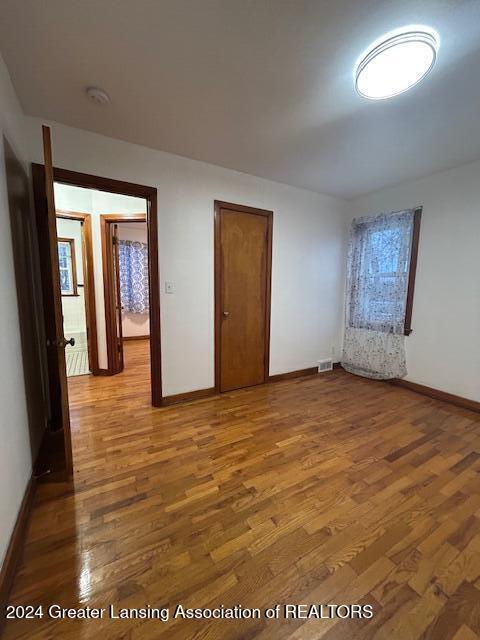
[32, 142, 162, 476]
[53, 183, 152, 380]
[117, 221, 150, 344]
[100, 214, 150, 374]
[56, 210, 97, 377]
[115, 219, 150, 374]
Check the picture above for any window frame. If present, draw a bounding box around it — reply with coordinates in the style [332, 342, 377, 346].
[403, 207, 422, 336]
[57, 237, 79, 297]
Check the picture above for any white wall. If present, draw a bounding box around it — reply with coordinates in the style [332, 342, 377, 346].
[117, 222, 150, 338]
[349, 160, 480, 402]
[29, 118, 347, 395]
[54, 183, 147, 368]
[0, 55, 34, 566]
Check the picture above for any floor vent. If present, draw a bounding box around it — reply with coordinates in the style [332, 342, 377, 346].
[318, 358, 333, 373]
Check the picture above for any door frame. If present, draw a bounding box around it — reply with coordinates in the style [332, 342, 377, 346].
[56, 210, 99, 375]
[214, 200, 273, 392]
[101, 214, 147, 374]
[32, 164, 163, 407]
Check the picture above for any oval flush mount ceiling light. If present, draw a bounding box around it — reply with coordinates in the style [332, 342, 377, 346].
[85, 86, 110, 105]
[355, 27, 439, 100]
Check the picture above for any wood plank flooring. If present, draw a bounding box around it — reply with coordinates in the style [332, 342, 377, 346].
[4, 341, 480, 639]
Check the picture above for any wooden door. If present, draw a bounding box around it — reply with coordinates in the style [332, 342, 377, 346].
[32, 126, 73, 475]
[215, 202, 273, 392]
[112, 223, 124, 372]
[5, 138, 49, 455]
[101, 214, 146, 374]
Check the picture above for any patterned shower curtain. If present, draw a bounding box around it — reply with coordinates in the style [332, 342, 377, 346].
[341, 209, 415, 379]
[118, 240, 149, 314]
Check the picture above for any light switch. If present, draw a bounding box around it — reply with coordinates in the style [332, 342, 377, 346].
[165, 281, 175, 294]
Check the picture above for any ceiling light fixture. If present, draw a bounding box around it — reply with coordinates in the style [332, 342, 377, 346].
[85, 86, 110, 105]
[355, 27, 439, 100]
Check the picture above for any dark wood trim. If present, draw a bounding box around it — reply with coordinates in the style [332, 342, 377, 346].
[56, 210, 89, 221]
[56, 210, 99, 375]
[100, 217, 118, 374]
[161, 387, 217, 406]
[113, 224, 124, 370]
[214, 200, 273, 393]
[404, 206, 422, 336]
[32, 164, 63, 435]
[101, 214, 147, 374]
[100, 213, 147, 222]
[57, 237, 78, 296]
[214, 206, 221, 392]
[164, 362, 342, 405]
[275, 361, 479, 415]
[0, 477, 36, 615]
[264, 211, 273, 386]
[146, 200, 162, 407]
[123, 335, 150, 341]
[33, 164, 162, 407]
[268, 367, 318, 382]
[82, 213, 99, 376]
[325, 363, 479, 414]
[41, 127, 73, 474]
[390, 378, 480, 414]
[268, 362, 341, 382]
[40, 166, 156, 200]
[214, 201, 274, 218]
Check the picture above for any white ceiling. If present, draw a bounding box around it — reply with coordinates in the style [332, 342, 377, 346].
[1, 0, 480, 198]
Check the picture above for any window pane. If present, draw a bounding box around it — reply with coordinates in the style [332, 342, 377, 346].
[58, 241, 74, 295]
[347, 211, 414, 333]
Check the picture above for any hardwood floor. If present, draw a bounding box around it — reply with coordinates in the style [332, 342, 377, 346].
[4, 341, 480, 639]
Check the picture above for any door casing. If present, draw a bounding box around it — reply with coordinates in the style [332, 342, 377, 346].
[32, 164, 163, 408]
[101, 214, 147, 374]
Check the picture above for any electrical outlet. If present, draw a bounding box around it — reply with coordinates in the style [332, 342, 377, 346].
[165, 281, 175, 294]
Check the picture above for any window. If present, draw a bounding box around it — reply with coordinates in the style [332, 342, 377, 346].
[347, 207, 421, 336]
[57, 237, 78, 296]
[118, 239, 149, 314]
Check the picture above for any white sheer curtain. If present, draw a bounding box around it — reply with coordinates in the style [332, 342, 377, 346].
[342, 209, 415, 380]
[118, 240, 149, 314]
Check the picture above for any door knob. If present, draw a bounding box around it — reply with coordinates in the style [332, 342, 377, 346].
[58, 337, 75, 348]
[222, 311, 230, 317]
[47, 337, 76, 348]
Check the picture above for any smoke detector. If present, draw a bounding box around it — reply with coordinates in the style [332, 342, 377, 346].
[85, 86, 110, 105]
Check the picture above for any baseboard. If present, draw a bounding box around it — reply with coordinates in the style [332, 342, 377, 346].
[0, 476, 36, 613]
[162, 364, 342, 406]
[391, 379, 480, 414]
[122, 335, 150, 342]
[268, 362, 341, 383]
[161, 387, 217, 406]
[268, 367, 318, 382]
